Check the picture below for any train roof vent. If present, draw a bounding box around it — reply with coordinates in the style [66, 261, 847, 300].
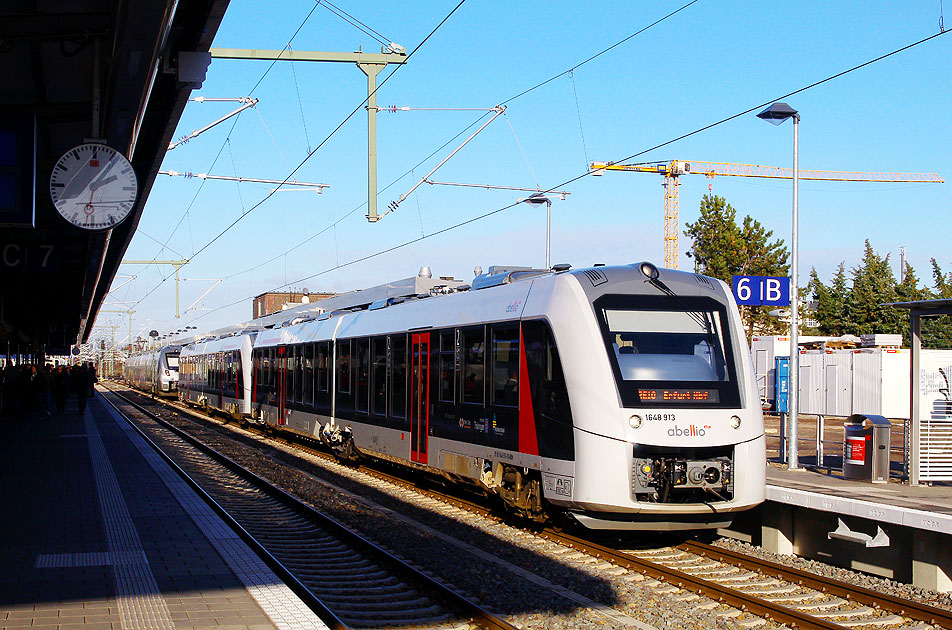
[276, 316, 314, 328]
[582, 268, 608, 287]
[368, 298, 392, 310]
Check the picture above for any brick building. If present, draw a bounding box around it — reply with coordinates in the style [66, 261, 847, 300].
[252, 290, 335, 319]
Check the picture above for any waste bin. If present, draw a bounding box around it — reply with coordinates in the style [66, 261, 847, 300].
[843, 414, 891, 483]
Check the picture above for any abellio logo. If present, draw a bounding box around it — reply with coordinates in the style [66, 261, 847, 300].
[667, 424, 711, 437]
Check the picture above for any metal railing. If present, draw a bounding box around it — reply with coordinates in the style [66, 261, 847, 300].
[768, 413, 908, 480]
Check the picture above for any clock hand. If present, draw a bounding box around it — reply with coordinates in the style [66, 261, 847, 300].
[89, 174, 118, 191]
[87, 156, 118, 191]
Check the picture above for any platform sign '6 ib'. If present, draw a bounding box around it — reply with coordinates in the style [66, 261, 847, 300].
[731, 275, 790, 306]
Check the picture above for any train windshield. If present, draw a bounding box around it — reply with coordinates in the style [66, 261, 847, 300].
[166, 353, 180, 371]
[595, 295, 740, 407]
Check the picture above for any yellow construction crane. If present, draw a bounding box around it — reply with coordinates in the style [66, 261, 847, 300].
[591, 160, 944, 270]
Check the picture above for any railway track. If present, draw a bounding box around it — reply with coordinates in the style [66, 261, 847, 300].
[101, 387, 516, 630]
[107, 383, 952, 630]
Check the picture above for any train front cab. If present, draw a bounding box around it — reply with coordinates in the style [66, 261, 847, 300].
[546, 266, 766, 531]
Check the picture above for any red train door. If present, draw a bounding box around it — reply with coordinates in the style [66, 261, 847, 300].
[410, 332, 430, 464]
[277, 346, 287, 425]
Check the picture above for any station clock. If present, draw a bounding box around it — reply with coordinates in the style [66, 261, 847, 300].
[49, 143, 138, 230]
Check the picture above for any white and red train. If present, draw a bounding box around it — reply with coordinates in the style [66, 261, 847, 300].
[123, 345, 181, 395]
[169, 262, 765, 530]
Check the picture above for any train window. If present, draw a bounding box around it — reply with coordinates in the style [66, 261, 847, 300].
[337, 339, 351, 394]
[268, 347, 276, 394]
[265, 348, 273, 394]
[303, 343, 314, 407]
[235, 353, 242, 400]
[461, 327, 485, 405]
[523, 320, 573, 426]
[253, 351, 261, 401]
[438, 331, 455, 403]
[603, 307, 730, 382]
[356, 338, 369, 414]
[491, 325, 519, 407]
[390, 334, 407, 418]
[594, 294, 740, 407]
[317, 342, 329, 392]
[371, 336, 387, 416]
[298, 345, 306, 403]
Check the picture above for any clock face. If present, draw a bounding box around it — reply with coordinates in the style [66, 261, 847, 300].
[49, 143, 138, 230]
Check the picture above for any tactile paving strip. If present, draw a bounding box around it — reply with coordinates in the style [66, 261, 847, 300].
[85, 413, 176, 630]
[100, 398, 330, 630]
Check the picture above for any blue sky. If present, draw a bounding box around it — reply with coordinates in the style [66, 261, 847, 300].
[97, 1, 952, 344]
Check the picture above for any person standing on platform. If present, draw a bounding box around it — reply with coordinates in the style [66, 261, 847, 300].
[0, 362, 16, 421]
[73, 363, 90, 416]
[87, 362, 97, 397]
[22, 364, 38, 420]
[53, 365, 69, 415]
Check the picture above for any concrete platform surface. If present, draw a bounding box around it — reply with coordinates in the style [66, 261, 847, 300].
[0, 389, 329, 630]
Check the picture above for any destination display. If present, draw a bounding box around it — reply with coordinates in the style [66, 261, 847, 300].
[637, 388, 720, 403]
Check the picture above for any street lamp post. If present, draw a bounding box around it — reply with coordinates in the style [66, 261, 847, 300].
[522, 193, 553, 269]
[757, 102, 800, 470]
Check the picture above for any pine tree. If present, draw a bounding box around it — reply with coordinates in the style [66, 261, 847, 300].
[842, 241, 904, 336]
[684, 195, 789, 338]
[924, 259, 952, 348]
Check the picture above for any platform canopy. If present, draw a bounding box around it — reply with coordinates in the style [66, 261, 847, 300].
[887, 299, 952, 315]
[0, 0, 229, 355]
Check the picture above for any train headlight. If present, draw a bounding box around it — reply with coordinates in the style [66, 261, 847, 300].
[729, 415, 742, 429]
[638, 261, 660, 280]
[628, 414, 643, 429]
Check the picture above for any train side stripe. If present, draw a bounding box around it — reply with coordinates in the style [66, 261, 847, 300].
[518, 325, 540, 456]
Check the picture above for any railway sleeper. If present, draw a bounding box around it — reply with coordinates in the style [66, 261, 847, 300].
[741, 584, 801, 595]
[305, 583, 412, 596]
[811, 606, 879, 619]
[332, 600, 443, 615]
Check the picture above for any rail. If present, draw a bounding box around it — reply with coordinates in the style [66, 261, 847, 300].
[101, 384, 518, 630]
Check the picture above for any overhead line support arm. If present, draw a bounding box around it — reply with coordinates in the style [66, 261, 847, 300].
[209, 47, 408, 222]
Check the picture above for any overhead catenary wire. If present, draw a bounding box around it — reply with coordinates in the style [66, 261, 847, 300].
[200, 7, 704, 287]
[222, 112, 494, 282]
[184, 27, 952, 325]
[500, 0, 701, 106]
[317, 0, 394, 49]
[125, 0, 467, 314]
[139, 2, 322, 273]
[122, 0, 681, 310]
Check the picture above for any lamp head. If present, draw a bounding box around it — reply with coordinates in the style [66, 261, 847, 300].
[757, 102, 798, 125]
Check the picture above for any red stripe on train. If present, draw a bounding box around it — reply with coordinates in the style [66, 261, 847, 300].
[518, 325, 539, 456]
